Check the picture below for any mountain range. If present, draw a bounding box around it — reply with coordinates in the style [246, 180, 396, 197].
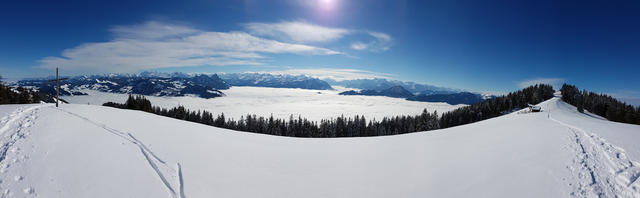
[18, 72, 230, 98]
[16, 72, 335, 99]
[326, 78, 458, 95]
[218, 73, 333, 90]
[16, 72, 491, 104]
[407, 92, 485, 105]
[339, 86, 415, 98]
[339, 84, 488, 105]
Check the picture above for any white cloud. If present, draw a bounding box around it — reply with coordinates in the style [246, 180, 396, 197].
[110, 21, 199, 40]
[245, 21, 350, 43]
[366, 31, 393, 52]
[351, 42, 368, 50]
[39, 21, 341, 73]
[351, 31, 393, 52]
[244, 21, 393, 52]
[368, 31, 391, 42]
[262, 68, 394, 81]
[517, 78, 564, 88]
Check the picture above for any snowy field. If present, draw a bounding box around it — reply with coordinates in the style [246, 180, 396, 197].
[1, 96, 639, 197]
[61, 86, 466, 121]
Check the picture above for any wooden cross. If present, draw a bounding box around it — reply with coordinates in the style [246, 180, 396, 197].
[47, 67, 68, 107]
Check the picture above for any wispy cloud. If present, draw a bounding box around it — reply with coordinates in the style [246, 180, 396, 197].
[262, 68, 394, 81]
[245, 21, 393, 52]
[517, 77, 564, 88]
[110, 21, 199, 40]
[244, 21, 350, 43]
[368, 31, 391, 42]
[351, 31, 393, 52]
[39, 21, 341, 73]
[350, 42, 368, 50]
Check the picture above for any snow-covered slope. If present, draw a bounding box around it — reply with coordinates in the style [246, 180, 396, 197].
[0, 96, 639, 197]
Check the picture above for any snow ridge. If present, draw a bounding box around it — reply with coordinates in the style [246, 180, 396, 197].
[550, 117, 640, 197]
[54, 107, 186, 198]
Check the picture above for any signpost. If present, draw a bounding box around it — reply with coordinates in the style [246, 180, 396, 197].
[48, 67, 68, 107]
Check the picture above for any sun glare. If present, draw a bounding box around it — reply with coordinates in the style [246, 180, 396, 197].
[318, 0, 337, 11]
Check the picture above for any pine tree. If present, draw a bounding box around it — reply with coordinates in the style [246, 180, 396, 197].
[576, 94, 584, 113]
[0, 76, 7, 104]
[125, 94, 135, 109]
[214, 113, 225, 127]
[636, 106, 640, 125]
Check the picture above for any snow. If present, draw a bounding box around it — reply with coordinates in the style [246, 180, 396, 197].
[95, 79, 118, 86]
[170, 81, 185, 89]
[119, 86, 133, 93]
[61, 86, 466, 121]
[60, 84, 71, 95]
[1, 95, 639, 197]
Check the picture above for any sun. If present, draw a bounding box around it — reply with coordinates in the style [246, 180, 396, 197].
[318, 0, 338, 12]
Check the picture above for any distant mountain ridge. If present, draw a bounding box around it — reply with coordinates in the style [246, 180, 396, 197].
[407, 92, 484, 105]
[219, 73, 333, 90]
[18, 73, 229, 98]
[340, 86, 415, 98]
[326, 78, 458, 95]
[16, 72, 334, 99]
[333, 78, 490, 105]
[17, 72, 490, 104]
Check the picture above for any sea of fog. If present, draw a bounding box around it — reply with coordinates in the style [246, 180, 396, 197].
[62, 86, 466, 121]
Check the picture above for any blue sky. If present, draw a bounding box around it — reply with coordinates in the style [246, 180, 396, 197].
[1, 0, 639, 104]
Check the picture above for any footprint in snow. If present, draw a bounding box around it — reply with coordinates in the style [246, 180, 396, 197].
[23, 187, 34, 194]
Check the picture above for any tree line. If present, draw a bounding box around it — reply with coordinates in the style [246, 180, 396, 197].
[439, 84, 555, 128]
[103, 95, 152, 112]
[0, 75, 44, 104]
[561, 84, 640, 125]
[104, 84, 554, 138]
[104, 94, 441, 137]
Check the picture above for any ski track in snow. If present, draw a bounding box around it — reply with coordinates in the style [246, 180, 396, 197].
[550, 116, 640, 198]
[177, 163, 185, 198]
[54, 107, 186, 198]
[0, 105, 45, 197]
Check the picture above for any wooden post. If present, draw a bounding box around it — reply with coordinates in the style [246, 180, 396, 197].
[47, 68, 67, 107]
[56, 67, 59, 107]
